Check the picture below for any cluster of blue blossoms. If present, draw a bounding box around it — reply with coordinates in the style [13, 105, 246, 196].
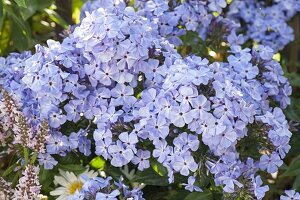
[83, 0, 300, 51]
[0, 0, 299, 199]
[81, 0, 238, 46]
[228, 0, 300, 50]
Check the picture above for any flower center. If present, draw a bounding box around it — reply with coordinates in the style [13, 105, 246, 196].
[68, 181, 83, 195]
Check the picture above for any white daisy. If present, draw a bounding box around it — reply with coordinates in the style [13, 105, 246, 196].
[50, 169, 98, 200]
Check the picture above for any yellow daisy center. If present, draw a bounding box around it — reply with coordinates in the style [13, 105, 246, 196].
[68, 181, 83, 195]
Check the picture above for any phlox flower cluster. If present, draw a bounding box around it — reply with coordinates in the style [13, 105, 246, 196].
[81, 0, 300, 51]
[228, 0, 300, 50]
[139, 44, 291, 197]
[0, 0, 296, 199]
[81, 0, 238, 46]
[135, 0, 234, 43]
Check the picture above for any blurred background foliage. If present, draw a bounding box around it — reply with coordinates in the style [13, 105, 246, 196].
[1, 1, 300, 199]
[0, 0, 84, 55]
[276, 14, 300, 198]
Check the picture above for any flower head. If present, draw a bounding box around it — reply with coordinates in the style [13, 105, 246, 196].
[50, 169, 98, 200]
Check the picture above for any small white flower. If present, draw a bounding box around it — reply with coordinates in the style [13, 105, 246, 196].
[50, 169, 97, 200]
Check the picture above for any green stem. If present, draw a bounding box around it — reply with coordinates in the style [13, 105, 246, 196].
[30, 153, 37, 165]
[23, 147, 29, 166]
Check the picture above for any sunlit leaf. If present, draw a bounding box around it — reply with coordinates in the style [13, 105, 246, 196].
[90, 156, 106, 170]
[151, 159, 167, 176]
[72, 0, 84, 24]
[44, 8, 68, 28]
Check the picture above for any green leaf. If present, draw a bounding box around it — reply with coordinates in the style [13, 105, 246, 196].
[10, 20, 30, 51]
[0, 0, 3, 20]
[131, 167, 169, 186]
[35, 0, 53, 10]
[72, 0, 84, 24]
[7, 6, 29, 32]
[0, 7, 4, 32]
[151, 159, 167, 176]
[184, 191, 213, 200]
[105, 165, 124, 181]
[14, 0, 27, 8]
[129, 0, 135, 6]
[2, 163, 18, 177]
[44, 9, 68, 28]
[89, 156, 105, 170]
[56, 152, 81, 165]
[286, 98, 300, 122]
[166, 190, 190, 200]
[280, 154, 300, 177]
[20, 5, 37, 20]
[12, 171, 21, 187]
[58, 164, 87, 175]
[293, 175, 300, 191]
[39, 166, 56, 190]
[20, 0, 54, 20]
[286, 72, 300, 88]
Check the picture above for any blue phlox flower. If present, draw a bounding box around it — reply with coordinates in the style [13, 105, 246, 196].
[259, 153, 283, 173]
[38, 153, 58, 169]
[182, 176, 202, 192]
[132, 150, 151, 171]
[108, 140, 134, 167]
[252, 176, 269, 200]
[280, 190, 300, 200]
